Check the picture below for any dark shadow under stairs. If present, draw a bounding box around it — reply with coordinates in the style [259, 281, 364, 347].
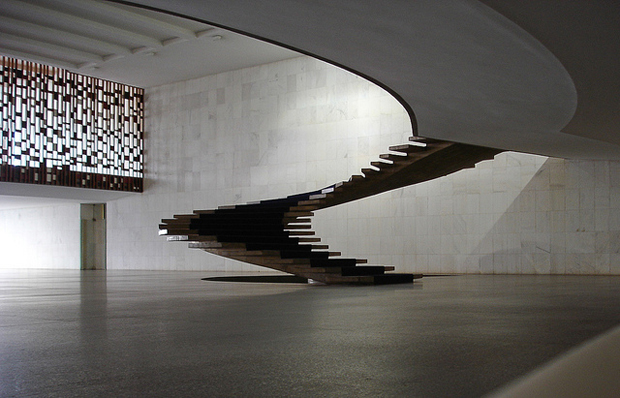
[160, 137, 502, 284]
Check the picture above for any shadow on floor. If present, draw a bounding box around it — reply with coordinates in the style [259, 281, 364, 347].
[202, 275, 310, 284]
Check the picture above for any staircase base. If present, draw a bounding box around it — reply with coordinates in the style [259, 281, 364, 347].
[307, 272, 423, 285]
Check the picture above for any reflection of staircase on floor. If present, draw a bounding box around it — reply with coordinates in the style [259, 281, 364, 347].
[160, 137, 502, 284]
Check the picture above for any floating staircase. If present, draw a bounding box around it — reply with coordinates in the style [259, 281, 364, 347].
[160, 137, 502, 284]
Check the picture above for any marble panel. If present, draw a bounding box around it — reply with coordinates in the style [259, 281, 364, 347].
[610, 161, 620, 187]
[531, 253, 551, 274]
[595, 253, 611, 274]
[0, 204, 80, 269]
[595, 186, 611, 209]
[579, 189, 595, 210]
[565, 232, 596, 254]
[550, 211, 566, 233]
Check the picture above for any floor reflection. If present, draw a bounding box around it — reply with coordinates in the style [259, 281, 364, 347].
[1, 270, 619, 397]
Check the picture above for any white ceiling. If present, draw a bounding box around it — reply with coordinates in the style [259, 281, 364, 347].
[0, 0, 299, 88]
[0, 0, 299, 209]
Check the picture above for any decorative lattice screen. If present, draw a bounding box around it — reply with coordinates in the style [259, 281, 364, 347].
[0, 56, 144, 192]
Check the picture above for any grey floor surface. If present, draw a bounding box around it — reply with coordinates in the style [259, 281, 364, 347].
[1, 269, 620, 397]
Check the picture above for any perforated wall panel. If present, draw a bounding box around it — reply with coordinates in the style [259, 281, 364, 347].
[0, 56, 144, 192]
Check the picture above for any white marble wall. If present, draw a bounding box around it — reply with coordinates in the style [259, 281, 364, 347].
[103, 54, 620, 275]
[0, 203, 80, 269]
[313, 153, 620, 274]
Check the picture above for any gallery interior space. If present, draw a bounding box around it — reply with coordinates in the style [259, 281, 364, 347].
[1, 0, 620, 396]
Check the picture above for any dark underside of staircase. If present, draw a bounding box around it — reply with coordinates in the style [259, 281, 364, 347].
[160, 137, 502, 285]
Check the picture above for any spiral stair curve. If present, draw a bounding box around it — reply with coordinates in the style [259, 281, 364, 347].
[160, 136, 502, 284]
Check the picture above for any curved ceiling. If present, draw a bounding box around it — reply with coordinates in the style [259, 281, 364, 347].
[118, 0, 620, 160]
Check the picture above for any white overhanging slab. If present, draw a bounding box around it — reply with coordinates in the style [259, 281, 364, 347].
[0, 181, 137, 209]
[120, 0, 620, 159]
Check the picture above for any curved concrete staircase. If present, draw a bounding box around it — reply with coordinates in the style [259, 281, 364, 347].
[160, 137, 501, 284]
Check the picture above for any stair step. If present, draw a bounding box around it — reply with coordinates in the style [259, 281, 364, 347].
[192, 223, 273, 232]
[225, 255, 308, 268]
[159, 228, 198, 235]
[216, 235, 300, 244]
[307, 194, 327, 201]
[361, 168, 381, 177]
[289, 205, 320, 211]
[379, 153, 411, 165]
[167, 234, 217, 242]
[161, 218, 192, 225]
[196, 212, 293, 220]
[314, 273, 419, 285]
[310, 258, 358, 267]
[192, 220, 291, 228]
[379, 153, 407, 161]
[192, 210, 215, 215]
[372, 273, 418, 285]
[214, 205, 295, 214]
[409, 136, 441, 145]
[245, 243, 313, 251]
[281, 250, 330, 259]
[172, 213, 201, 219]
[283, 224, 312, 229]
[282, 217, 312, 224]
[159, 223, 193, 230]
[388, 144, 427, 154]
[283, 211, 314, 217]
[298, 237, 321, 243]
[340, 266, 387, 276]
[205, 249, 280, 257]
[188, 242, 245, 250]
[298, 199, 324, 205]
[370, 161, 393, 169]
[287, 265, 341, 274]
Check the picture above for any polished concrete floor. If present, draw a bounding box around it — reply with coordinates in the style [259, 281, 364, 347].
[1, 270, 620, 397]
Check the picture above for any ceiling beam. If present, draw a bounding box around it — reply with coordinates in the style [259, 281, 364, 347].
[0, 32, 104, 64]
[0, 15, 132, 57]
[0, 48, 79, 70]
[54, 0, 199, 40]
[0, 0, 164, 49]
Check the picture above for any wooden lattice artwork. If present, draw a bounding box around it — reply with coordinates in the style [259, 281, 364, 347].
[0, 56, 144, 192]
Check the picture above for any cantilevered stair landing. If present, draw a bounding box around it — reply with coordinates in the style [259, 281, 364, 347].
[160, 137, 501, 284]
